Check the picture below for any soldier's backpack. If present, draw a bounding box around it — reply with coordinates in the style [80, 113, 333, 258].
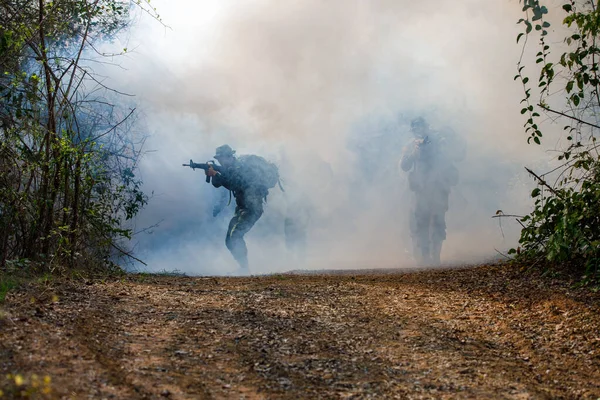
[237, 154, 281, 190]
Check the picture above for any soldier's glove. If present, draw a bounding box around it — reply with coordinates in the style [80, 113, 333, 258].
[205, 166, 218, 177]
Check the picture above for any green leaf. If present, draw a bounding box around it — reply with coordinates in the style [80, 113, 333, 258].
[517, 32, 525, 43]
[572, 94, 580, 106]
[562, 4, 572, 12]
[532, 188, 541, 197]
[534, 136, 541, 144]
[521, 107, 528, 114]
[542, 21, 550, 28]
[566, 80, 574, 93]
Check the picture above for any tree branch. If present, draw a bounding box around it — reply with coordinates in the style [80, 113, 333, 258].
[539, 104, 600, 130]
[91, 107, 136, 141]
[525, 166, 563, 198]
[110, 241, 147, 266]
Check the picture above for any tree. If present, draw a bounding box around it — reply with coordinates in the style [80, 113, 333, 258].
[513, 0, 600, 278]
[0, 0, 159, 272]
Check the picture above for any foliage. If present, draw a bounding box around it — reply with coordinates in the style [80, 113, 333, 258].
[0, 276, 17, 303]
[0, 1, 159, 273]
[513, 0, 600, 278]
[0, 374, 52, 398]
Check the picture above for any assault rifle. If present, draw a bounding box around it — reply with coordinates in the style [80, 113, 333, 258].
[182, 159, 222, 183]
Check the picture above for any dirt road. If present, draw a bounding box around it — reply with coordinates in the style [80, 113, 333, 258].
[1, 264, 599, 399]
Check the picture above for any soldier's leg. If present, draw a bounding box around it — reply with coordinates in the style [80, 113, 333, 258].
[225, 207, 263, 272]
[413, 200, 431, 265]
[430, 209, 447, 266]
[284, 217, 308, 263]
[408, 211, 420, 263]
[284, 217, 297, 250]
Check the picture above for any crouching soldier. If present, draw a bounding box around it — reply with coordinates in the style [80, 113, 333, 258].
[205, 144, 280, 274]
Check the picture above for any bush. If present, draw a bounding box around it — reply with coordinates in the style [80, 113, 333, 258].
[512, 0, 600, 279]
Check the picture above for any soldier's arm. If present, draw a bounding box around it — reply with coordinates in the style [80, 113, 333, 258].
[211, 167, 240, 190]
[400, 146, 416, 172]
[211, 173, 224, 188]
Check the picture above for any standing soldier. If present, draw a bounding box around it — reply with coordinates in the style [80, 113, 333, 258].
[400, 117, 460, 266]
[205, 144, 279, 274]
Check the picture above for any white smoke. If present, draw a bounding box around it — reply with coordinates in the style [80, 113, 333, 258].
[99, 0, 562, 274]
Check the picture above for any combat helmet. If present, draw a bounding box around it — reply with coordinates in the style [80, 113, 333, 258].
[214, 144, 236, 159]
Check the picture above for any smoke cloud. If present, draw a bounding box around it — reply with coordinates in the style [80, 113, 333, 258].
[101, 0, 559, 275]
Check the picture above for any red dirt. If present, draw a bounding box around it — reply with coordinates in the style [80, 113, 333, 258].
[1, 264, 599, 399]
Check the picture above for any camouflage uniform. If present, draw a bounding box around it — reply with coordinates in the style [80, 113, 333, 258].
[211, 146, 269, 272]
[400, 119, 460, 265]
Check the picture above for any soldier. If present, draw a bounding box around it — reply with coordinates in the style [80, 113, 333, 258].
[400, 117, 460, 266]
[205, 144, 275, 273]
[283, 192, 311, 265]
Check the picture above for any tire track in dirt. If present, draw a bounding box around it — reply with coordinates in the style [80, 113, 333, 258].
[1, 265, 599, 399]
